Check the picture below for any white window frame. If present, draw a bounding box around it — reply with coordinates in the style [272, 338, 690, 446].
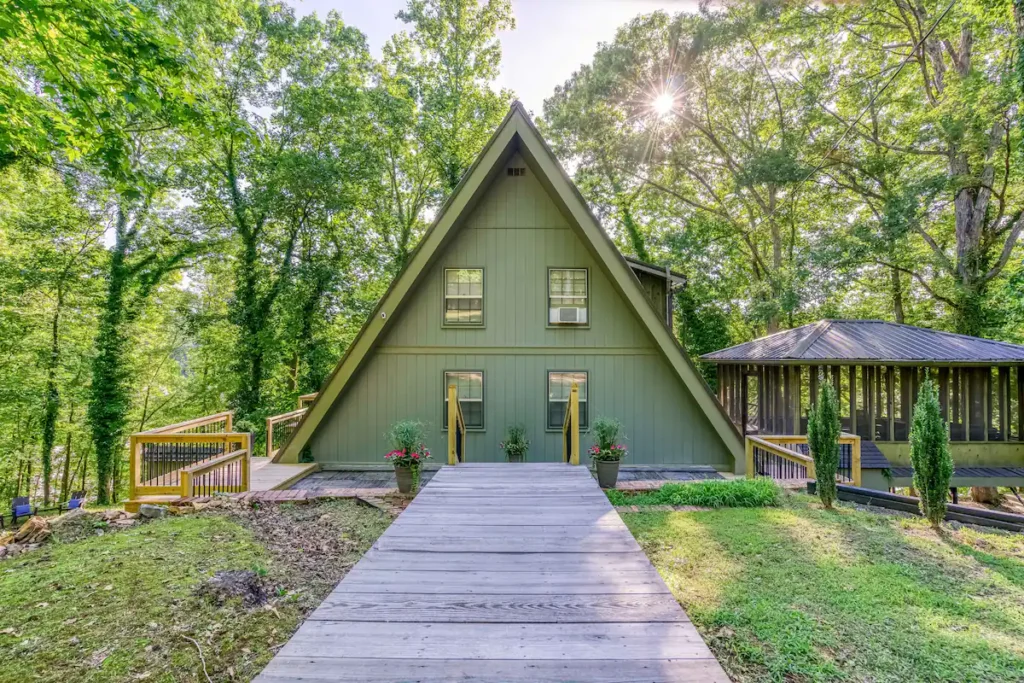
[547, 268, 589, 326]
[443, 370, 485, 430]
[547, 370, 589, 431]
[443, 268, 484, 327]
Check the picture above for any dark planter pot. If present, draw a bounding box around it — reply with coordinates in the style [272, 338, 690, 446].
[394, 465, 416, 494]
[595, 459, 621, 488]
[506, 453, 525, 463]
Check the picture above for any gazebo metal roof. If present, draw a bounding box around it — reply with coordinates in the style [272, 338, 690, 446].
[701, 320, 1024, 365]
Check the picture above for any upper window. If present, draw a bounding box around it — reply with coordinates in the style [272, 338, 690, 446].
[548, 268, 588, 325]
[444, 371, 484, 430]
[547, 371, 588, 430]
[444, 268, 483, 326]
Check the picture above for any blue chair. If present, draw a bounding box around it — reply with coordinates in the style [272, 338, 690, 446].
[63, 491, 85, 511]
[10, 497, 35, 526]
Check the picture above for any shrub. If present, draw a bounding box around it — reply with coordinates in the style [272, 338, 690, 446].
[910, 377, 953, 529]
[589, 416, 628, 462]
[807, 382, 841, 509]
[384, 419, 427, 454]
[606, 478, 781, 508]
[500, 424, 530, 460]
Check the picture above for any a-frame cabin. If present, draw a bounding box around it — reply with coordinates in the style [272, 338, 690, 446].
[276, 102, 743, 471]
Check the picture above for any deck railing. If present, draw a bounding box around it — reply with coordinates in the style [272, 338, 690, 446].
[447, 384, 466, 464]
[266, 408, 307, 458]
[746, 432, 861, 486]
[129, 411, 252, 500]
[298, 393, 318, 409]
[562, 382, 580, 465]
[179, 445, 250, 497]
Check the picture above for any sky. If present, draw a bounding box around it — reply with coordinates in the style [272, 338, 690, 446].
[292, 0, 701, 115]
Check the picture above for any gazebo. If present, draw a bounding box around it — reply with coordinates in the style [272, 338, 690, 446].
[702, 320, 1024, 491]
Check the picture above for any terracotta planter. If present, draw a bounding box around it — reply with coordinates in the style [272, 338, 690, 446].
[595, 459, 621, 488]
[394, 465, 416, 494]
[506, 453, 525, 463]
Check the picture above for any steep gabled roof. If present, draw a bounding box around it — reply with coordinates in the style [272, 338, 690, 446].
[701, 319, 1024, 364]
[276, 102, 742, 463]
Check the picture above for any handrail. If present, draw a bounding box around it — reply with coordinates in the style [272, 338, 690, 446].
[266, 407, 308, 458]
[298, 393, 318, 409]
[140, 410, 234, 435]
[179, 446, 250, 497]
[129, 429, 251, 500]
[562, 382, 580, 465]
[447, 384, 466, 464]
[746, 432, 861, 486]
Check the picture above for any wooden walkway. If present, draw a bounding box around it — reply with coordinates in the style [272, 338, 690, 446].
[254, 463, 728, 683]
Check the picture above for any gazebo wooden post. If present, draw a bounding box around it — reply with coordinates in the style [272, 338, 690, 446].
[809, 365, 819, 410]
[887, 366, 895, 441]
[849, 365, 857, 436]
[999, 367, 1009, 441]
[866, 366, 875, 440]
[1017, 366, 1024, 441]
[792, 366, 802, 434]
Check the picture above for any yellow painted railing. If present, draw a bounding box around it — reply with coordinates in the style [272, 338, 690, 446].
[129, 411, 251, 501]
[745, 432, 861, 486]
[447, 384, 466, 465]
[562, 382, 580, 465]
[266, 407, 307, 458]
[179, 444, 250, 497]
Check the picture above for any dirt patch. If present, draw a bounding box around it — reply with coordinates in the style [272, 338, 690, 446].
[188, 497, 392, 609]
[195, 570, 269, 607]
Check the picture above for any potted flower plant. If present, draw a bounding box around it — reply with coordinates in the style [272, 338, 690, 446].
[500, 424, 530, 463]
[384, 420, 431, 494]
[589, 416, 628, 488]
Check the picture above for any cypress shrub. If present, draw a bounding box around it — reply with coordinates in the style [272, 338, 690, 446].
[807, 382, 841, 509]
[910, 377, 953, 529]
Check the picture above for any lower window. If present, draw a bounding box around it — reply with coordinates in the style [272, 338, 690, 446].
[547, 371, 588, 430]
[444, 371, 484, 429]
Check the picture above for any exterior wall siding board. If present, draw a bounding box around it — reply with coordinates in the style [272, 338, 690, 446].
[309, 153, 731, 469]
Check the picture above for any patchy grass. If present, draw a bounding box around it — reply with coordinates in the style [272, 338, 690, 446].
[0, 499, 390, 682]
[607, 478, 781, 508]
[623, 492, 1024, 683]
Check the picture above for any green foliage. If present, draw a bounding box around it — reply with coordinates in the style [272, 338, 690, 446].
[807, 381, 841, 509]
[910, 377, 954, 528]
[385, 419, 428, 455]
[606, 478, 781, 508]
[499, 424, 529, 459]
[0, 0, 217, 181]
[591, 416, 623, 451]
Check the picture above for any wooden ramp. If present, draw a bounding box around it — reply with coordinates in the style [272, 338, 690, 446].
[254, 463, 728, 683]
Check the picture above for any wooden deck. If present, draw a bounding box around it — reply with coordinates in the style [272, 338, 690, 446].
[254, 463, 728, 683]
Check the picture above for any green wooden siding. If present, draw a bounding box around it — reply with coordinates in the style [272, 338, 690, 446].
[308, 154, 733, 469]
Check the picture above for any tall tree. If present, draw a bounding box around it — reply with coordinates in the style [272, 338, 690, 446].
[191, 6, 379, 424]
[396, 0, 516, 192]
[818, 0, 1024, 335]
[543, 6, 829, 334]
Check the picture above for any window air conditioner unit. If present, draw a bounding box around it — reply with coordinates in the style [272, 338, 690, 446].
[550, 307, 587, 324]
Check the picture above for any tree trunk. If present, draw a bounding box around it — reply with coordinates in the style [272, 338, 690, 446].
[970, 486, 1002, 505]
[39, 295, 62, 506]
[59, 430, 73, 502]
[891, 267, 905, 324]
[88, 215, 132, 505]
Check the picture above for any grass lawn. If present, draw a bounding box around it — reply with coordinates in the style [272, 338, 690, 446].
[0, 499, 390, 682]
[623, 493, 1024, 683]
